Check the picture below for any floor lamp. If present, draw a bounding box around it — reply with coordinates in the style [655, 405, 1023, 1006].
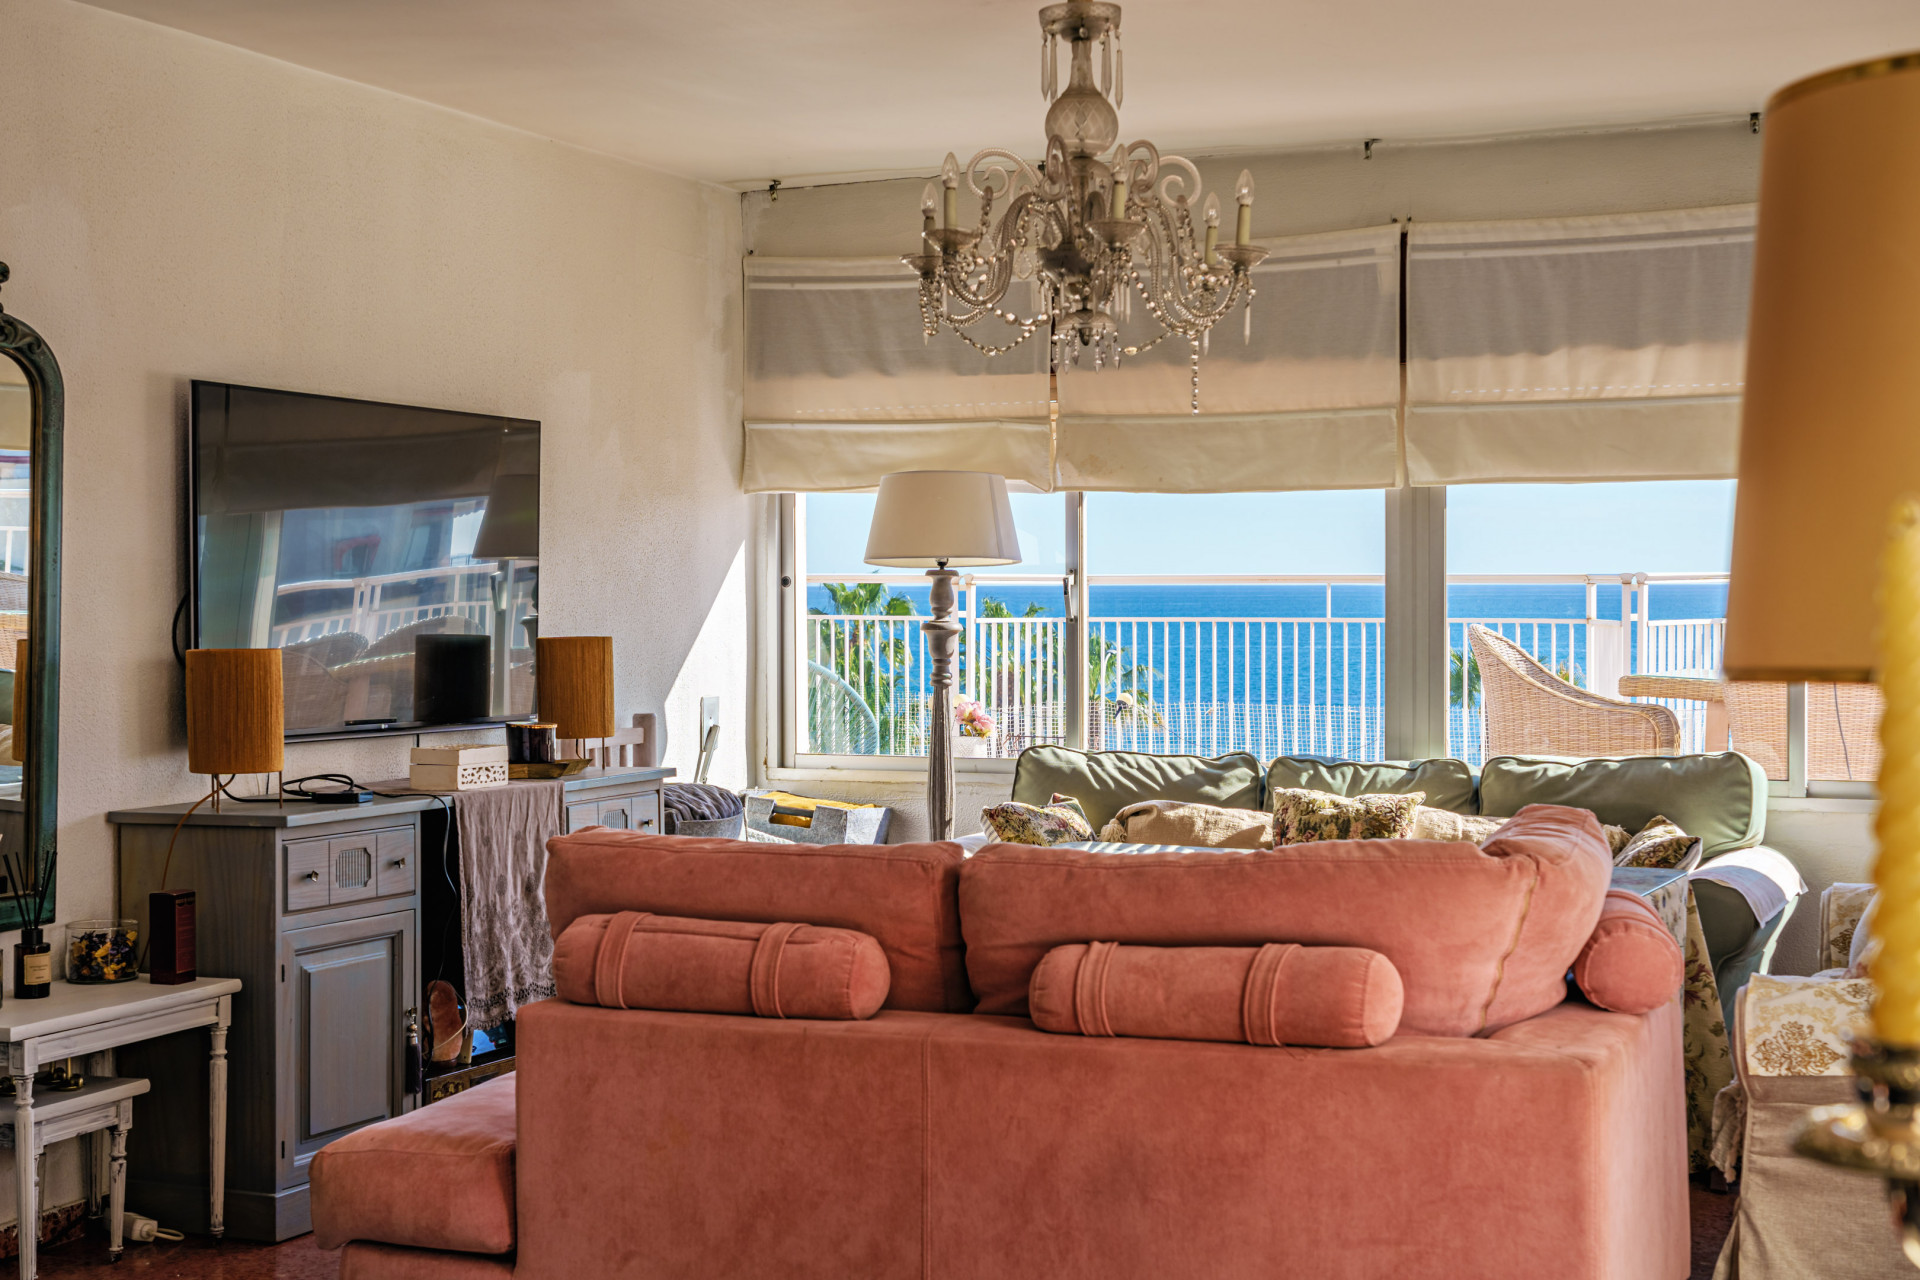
[1722, 51, 1920, 1262]
[864, 472, 1021, 841]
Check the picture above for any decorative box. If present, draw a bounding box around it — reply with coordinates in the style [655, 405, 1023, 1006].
[409, 745, 510, 792]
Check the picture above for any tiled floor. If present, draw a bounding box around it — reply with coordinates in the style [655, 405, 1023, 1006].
[17, 1182, 1739, 1277]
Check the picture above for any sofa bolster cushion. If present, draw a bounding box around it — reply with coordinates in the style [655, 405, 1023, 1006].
[312, 1072, 516, 1255]
[1572, 890, 1685, 1014]
[553, 912, 890, 1019]
[1029, 941, 1401, 1047]
[1266, 756, 1478, 815]
[544, 830, 968, 1012]
[961, 804, 1610, 1036]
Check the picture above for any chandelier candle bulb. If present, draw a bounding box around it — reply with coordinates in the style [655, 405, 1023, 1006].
[1110, 164, 1128, 218]
[1203, 192, 1221, 265]
[941, 153, 960, 228]
[921, 183, 938, 239]
[1235, 170, 1255, 246]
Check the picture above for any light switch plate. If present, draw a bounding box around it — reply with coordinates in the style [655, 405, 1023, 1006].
[700, 696, 721, 740]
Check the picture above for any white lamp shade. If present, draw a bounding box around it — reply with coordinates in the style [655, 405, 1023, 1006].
[863, 472, 1022, 568]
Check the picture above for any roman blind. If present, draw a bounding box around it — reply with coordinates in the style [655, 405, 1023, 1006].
[743, 225, 1402, 493]
[1404, 205, 1754, 486]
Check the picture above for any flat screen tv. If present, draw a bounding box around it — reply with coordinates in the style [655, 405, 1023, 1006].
[190, 381, 540, 739]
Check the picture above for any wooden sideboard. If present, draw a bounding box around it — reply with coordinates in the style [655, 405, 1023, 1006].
[108, 765, 672, 1241]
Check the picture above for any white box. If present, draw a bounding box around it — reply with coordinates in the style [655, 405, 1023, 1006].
[409, 761, 510, 792]
[410, 745, 510, 767]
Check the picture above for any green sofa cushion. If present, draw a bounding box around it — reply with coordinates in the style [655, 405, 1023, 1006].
[1010, 746, 1263, 831]
[1264, 757, 1478, 815]
[1477, 752, 1767, 857]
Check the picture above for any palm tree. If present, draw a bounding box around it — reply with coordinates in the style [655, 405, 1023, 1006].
[1088, 633, 1163, 747]
[809, 582, 918, 751]
[1450, 648, 1481, 710]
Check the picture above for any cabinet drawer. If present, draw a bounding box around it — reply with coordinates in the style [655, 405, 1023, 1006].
[328, 833, 378, 905]
[565, 801, 601, 833]
[375, 828, 416, 898]
[597, 792, 660, 835]
[285, 837, 331, 912]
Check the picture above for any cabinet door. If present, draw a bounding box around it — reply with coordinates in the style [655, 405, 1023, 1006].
[279, 910, 415, 1188]
[565, 801, 601, 833]
[597, 791, 661, 834]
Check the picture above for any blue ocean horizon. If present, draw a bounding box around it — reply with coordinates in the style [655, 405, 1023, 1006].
[807, 580, 1728, 622]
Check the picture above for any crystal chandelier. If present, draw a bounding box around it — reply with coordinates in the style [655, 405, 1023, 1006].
[903, 1, 1268, 414]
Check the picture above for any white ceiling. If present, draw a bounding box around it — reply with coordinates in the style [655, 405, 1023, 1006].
[81, 0, 1920, 187]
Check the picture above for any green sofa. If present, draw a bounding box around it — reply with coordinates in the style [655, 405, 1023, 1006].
[1010, 745, 1795, 1008]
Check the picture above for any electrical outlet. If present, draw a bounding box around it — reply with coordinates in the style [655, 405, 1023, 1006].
[700, 697, 720, 741]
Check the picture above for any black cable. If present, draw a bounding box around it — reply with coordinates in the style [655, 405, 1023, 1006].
[170, 593, 188, 668]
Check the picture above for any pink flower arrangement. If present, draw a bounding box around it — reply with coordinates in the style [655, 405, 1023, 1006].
[953, 698, 995, 739]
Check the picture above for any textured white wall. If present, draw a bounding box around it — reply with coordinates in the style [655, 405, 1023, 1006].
[0, 0, 747, 1227]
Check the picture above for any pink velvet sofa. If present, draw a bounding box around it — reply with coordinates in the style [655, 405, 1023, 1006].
[312, 805, 1688, 1279]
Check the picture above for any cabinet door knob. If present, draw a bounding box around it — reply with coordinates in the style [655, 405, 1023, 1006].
[640, 818, 653, 829]
[304, 870, 321, 883]
[388, 857, 408, 868]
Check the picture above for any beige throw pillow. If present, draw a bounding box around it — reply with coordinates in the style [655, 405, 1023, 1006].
[1269, 788, 1423, 845]
[1409, 807, 1508, 844]
[1615, 815, 1696, 869]
[1097, 799, 1273, 849]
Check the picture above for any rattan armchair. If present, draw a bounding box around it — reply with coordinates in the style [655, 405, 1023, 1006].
[1468, 624, 1680, 758]
[1615, 674, 1882, 781]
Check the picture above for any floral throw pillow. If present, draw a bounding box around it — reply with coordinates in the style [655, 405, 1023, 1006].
[1616, 815, 1696, 869]
[1269, 788, 1423, 845]
[981, 797, 1095, 846]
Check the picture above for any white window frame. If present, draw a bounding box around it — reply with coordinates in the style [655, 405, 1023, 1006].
[755, 486, 1867, 801]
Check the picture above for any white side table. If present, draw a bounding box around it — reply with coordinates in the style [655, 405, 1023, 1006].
[0, 1077, 149, 1262]
[0, 977, 240, 1279]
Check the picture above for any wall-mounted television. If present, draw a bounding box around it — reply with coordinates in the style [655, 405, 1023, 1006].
[190, 381, 540, 739]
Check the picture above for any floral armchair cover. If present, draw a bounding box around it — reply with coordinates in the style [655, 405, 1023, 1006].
[1710, 883, 1908, 1279]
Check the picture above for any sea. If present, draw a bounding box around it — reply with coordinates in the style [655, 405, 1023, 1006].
[804, 580, 1727, 762]
[806, 580, 1729, 625]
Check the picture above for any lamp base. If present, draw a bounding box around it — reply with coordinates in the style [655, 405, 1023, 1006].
[1796, 1039, 1920, 1265]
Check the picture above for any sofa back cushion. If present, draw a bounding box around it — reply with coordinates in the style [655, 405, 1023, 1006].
[545, 830, 969, 1012]
[1479, 752, 1766, 856]
[1011, 745, 1263, 830]
[1265, 757, 1478, 814]
[959, 804, 1610, 1036]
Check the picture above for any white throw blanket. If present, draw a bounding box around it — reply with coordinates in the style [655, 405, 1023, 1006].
[456, 780, 564, 1029]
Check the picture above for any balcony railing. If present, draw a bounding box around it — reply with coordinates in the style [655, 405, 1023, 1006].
[802, 572, 1728, 767]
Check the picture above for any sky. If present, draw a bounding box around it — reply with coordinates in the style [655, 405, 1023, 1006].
[804, 480, 1738, 578]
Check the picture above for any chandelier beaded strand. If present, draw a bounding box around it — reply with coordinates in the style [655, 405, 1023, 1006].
[903, 1, 1267, 415]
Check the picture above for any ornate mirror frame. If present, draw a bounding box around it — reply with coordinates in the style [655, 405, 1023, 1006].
[0, 262, 62, 930]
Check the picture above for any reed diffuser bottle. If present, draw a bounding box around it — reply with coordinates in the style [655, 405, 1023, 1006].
[7, 842, 55, 998]
[13, 928, 49, 998]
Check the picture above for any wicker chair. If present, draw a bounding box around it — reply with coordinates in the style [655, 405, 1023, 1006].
[1468, 624, 1680, 758]
[1616, 675, 1882, 781]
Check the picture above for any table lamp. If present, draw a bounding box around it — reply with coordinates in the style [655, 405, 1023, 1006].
[537, 636, 614, 761]
[863, 471, 1020, 840]
[1722, 51, 1920, 1261]
[184, 649, 285, 811]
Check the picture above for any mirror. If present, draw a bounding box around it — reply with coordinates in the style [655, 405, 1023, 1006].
[0, 262, 61, 931]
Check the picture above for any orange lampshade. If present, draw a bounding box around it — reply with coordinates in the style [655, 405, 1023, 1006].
[185, 649, 285, 775]
[537, 636, 615, 740]
[1724, 54, 1920, 682]
[9, 639, 24, 765]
